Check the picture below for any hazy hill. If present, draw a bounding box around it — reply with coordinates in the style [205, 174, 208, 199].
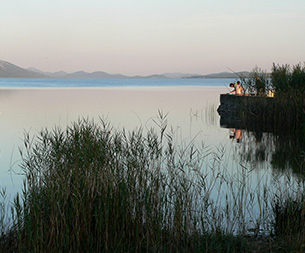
[163, 72, 199, 78]
[132, 74, 168, 79]
[28, 67, 67, 78]
[64, 71, 128, 79]
[184, 71, 250, 78]
[0, 60, 46, 78]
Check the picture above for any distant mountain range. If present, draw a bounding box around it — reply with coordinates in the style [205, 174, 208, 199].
[183, 71, 250, 79]
[0, 60, 249, 79]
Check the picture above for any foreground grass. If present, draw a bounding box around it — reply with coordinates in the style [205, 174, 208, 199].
[0, 117, 304, 252]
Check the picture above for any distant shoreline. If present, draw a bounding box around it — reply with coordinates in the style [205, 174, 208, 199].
[1, 60, 249, 79]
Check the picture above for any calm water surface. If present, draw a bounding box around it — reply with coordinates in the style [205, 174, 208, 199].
[0, 77, 234, 88]
[0, 78, 232, 197]
[0, 78, 303, 232]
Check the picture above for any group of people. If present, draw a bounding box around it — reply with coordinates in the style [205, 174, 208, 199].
[228, 78, 274, 97]
[228, 81, 243, 95]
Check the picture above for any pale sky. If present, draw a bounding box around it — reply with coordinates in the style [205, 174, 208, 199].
[1, 0, 305, 75]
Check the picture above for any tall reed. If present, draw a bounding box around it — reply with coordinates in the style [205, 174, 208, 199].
[272, 193, 305, 251]
[1, 116, 303, 251]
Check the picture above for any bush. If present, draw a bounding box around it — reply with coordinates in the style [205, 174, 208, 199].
[271, 62, 305, 98]
[241, 66, 271, 96]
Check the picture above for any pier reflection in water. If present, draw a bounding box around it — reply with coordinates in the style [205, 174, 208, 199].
[220, 114, 305, 178]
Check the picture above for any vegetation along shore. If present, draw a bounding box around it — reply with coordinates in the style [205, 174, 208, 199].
[218, 63, 305, 134]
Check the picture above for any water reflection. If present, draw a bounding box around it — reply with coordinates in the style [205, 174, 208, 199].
[272, 132, 305, 175]
[220, 115, 305, 178]
[229, 128, 242, 143]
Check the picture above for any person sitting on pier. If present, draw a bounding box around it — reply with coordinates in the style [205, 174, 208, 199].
[228, 81, 243, 95]
[229, 83, 235, 94]
[235, 81, 243, 95]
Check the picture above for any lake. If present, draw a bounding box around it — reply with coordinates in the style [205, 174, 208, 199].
[0, 78, 304, 233]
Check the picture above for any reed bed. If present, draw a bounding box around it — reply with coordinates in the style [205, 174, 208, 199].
[272, 192, 305, 251]
[234, 63, 305, 134]
[0, 115, 304, 252]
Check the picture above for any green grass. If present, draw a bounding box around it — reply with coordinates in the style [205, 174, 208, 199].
[0, 115, 304, 252]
